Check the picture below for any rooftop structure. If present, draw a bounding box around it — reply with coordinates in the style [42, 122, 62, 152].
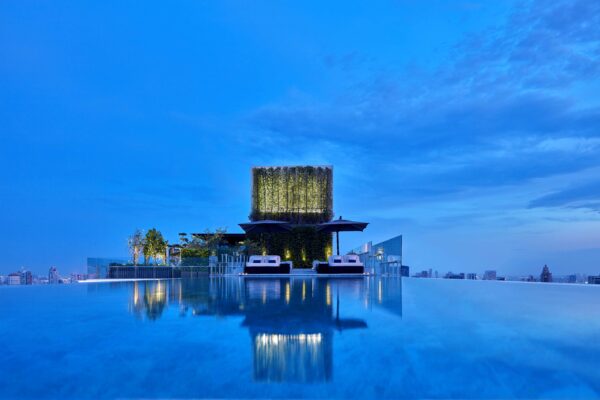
[350, 235, 403, 275]
[245, 166, 335, 268]
[250, 165, 333, 224]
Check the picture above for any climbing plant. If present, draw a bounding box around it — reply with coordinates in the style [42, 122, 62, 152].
[250, 166, 333, 224]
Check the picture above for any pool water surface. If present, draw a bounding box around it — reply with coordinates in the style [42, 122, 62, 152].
[0, 277, 599, 399]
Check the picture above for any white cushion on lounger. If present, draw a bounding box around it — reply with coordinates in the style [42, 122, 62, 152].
[326, 254, 363, 267]
[246, 255, 281, 267]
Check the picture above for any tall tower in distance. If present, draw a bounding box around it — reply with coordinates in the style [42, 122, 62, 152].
[540, 265, 553, 283]
[48, 266, 60, 284]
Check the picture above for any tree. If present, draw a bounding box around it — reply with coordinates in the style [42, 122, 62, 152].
[204, 228, 226, 256]
[143, 228, 167, 265]
[242, 238, 261, 256]
[178, 232, 189, 246]
[180, 228, 227, 261]
[128, 229, 144, 266]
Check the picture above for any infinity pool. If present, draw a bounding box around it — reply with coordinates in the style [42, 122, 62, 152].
[1, 277, 599, 399]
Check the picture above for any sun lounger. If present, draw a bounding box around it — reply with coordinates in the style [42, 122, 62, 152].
[313, 254, 364, 274]
[244, 255, 292, 274]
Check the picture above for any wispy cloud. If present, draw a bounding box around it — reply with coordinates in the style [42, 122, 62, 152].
[242, 0, 600, 215]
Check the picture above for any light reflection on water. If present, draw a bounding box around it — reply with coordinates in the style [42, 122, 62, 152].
[1, 276, 599, 399]
[126, 277, 381, 383]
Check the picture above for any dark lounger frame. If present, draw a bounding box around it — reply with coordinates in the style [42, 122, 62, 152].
[314, 262, 364, 274]
[244, 261, 292, 274]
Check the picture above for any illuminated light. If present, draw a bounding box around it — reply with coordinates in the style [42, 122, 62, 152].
[254, 333, 323, 347]
[378, 280, 383, 304]
[133, 282, 139, 305]
[301, 249, 307, 262]
[285, 282, 290, 304]
[179, 286, 182, 304]
[262, 287, 267, 304]
[284, 248, 291, 260]
[262, 247, 267, 256]
[302, 281, 306, 301]
[154, 281, 166, 302]
[325, 245, 332, 258]
[326, 284, 331, 306]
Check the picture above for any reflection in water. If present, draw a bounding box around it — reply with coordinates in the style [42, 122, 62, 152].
[125, 276, 402, 383]
[129, 281, 168, 320]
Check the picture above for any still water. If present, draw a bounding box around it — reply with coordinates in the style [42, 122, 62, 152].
[0, 277, 599, 399]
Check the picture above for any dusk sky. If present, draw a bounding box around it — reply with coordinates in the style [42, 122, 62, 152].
[2, 0, 600, 276]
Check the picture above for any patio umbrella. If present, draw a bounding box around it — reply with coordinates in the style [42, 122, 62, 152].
[316, 216, 369, 255]
[239, 220, 293, 234]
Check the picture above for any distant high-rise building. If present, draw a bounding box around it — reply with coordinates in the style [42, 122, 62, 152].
[588, 275, 600, 285]
[71, 273, 86, 282]
[540, 265, 553, 283]
[483, 270, 497, 280]
[444, 272, 465, 279]
[413, 270, 430, 278]
[48, 267, 60, 284]
[20, 270, 32, 285]
[400, 265, 409, 277]
[8, 273, 21, 285]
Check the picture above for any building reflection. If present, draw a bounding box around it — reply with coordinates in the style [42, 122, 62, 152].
[124, 277, 393, 383]
[129, 280, 168, 320]
[370, 275, 403, 318]
[241, 278, 368, 382]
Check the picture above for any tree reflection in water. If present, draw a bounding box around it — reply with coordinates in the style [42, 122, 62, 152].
[129, 280, 168, 320]
[126, 276, 403, 383]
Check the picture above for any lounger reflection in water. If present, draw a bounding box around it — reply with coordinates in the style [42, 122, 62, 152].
[313, 254, 365, 274]
[244, 255, 292, 274]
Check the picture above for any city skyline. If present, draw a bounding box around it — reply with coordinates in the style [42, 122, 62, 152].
[2, 0, 600, 275]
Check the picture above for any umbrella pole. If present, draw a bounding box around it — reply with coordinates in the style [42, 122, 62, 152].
[336, 231, 340, 256]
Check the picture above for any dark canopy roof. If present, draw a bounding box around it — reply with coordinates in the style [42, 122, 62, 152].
[239, 220, 293, 234]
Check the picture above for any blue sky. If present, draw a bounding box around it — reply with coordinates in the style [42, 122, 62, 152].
[2, 0, 600, 276]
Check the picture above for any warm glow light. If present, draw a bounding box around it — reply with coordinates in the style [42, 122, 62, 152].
[255, 333, 323, 347]
[326, 284, 331, 306]
[285, 282, 290, 304]
[154, 281, 166, 302]
[133, 282, 139, 306]
[284, 248, 291, 260]
[302, 281, 306, 302]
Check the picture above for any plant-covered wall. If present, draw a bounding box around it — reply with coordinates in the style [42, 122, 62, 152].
[250, 166, 333, 224]
[248, 226, 333, 268]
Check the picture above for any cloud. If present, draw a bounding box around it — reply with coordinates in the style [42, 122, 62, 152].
[243, 0, 600, 213]
[529, 181, 600, 210]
